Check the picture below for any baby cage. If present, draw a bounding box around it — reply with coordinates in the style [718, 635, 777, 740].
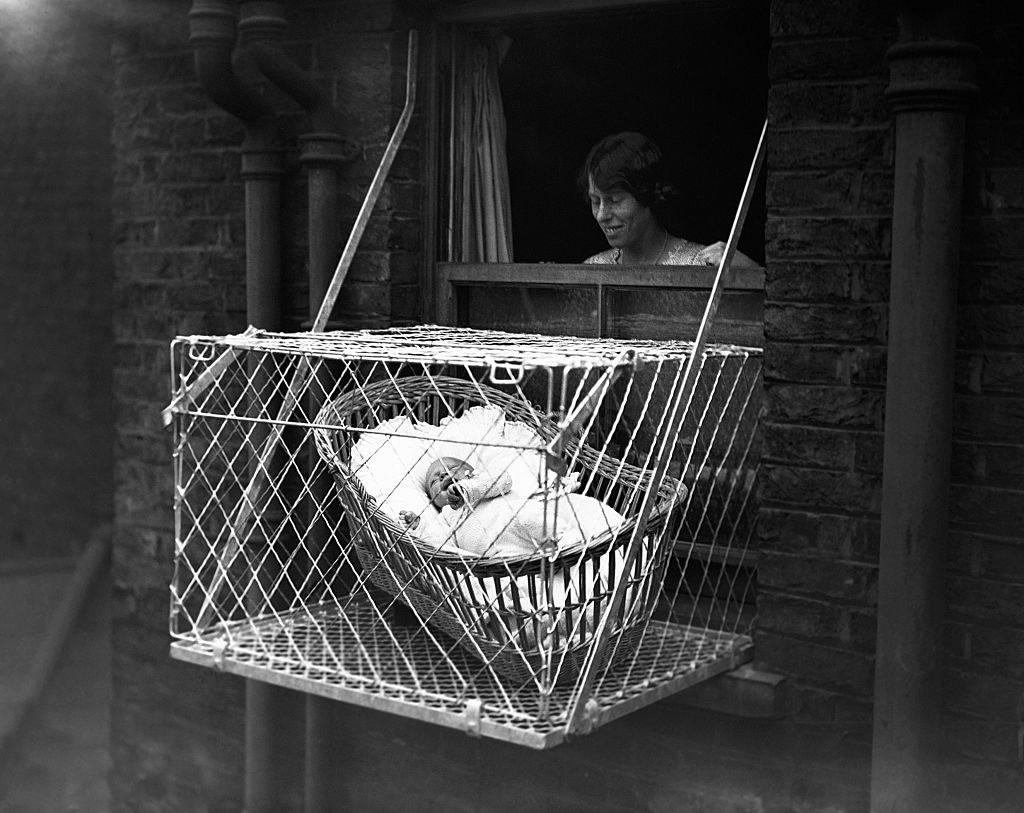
[165, 324, 761, 748]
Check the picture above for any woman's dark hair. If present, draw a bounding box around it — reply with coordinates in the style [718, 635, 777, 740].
[578, 131, 672, 209]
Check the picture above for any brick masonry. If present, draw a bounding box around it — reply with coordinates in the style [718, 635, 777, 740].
[762, 4, 1024, 810]
[108, 1, 427, 808]
[103, 1, 1024, 811]
[760, 0, 895, 749]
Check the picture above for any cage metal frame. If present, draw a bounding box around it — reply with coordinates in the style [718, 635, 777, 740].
[167, 326, 761, 747]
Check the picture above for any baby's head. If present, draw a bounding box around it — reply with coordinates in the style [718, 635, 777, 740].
[425, 456, 474, 508]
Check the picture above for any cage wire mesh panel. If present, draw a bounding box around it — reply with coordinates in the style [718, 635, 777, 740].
[167, 325, 761, 748]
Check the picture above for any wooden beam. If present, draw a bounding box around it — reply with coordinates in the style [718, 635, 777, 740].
[669, 664, 785, 718]
[437, 262, 764, 290]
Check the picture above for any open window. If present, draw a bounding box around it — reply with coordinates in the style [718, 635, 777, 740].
[430, 0, 768, 269]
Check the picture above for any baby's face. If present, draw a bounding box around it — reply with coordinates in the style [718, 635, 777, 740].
[426, 457, 474, 507]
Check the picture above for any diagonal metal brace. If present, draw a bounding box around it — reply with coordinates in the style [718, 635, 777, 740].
[564, 118, 767, 737]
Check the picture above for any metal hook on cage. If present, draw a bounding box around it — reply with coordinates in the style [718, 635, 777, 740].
[460, 699, 483, 737]
[487, 359, 526, 386]
[187, 340, 216, 362]
[211, 636, 228, 670]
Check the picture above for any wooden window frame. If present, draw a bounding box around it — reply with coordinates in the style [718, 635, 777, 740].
[434, 261, 764, 332]
[417, 0, 763, 322]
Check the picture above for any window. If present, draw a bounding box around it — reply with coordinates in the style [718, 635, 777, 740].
[430, 0, 768, 267]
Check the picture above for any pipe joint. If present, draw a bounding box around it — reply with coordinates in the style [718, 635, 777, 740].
[299, 133, 360, 168]
[240, 144, 286, 180]
[238, 1, 287, 43]
[187, 0, 238, 46]
[886, 40, 980, 113]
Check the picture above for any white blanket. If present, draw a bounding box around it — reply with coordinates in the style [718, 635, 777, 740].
[350, 405, 594, 554]
[348, 405, 643, 637]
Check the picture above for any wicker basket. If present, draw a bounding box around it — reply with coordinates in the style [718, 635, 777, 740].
[313, 375, 685, 684]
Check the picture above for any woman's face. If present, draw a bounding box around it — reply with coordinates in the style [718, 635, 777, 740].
[587, 176, 657, 250]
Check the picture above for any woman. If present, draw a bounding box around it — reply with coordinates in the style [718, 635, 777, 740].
[581, 132, 758, 267]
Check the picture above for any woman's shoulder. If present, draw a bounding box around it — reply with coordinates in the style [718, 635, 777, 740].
[582, 239, 713, 265]
[662, 236, 705, 265]
[583, 248, 619, 264]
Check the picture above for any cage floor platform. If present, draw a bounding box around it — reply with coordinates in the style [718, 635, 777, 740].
[171, 598, 752, 748]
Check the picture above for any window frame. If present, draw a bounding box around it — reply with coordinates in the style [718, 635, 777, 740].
[418, 0, 766, 317]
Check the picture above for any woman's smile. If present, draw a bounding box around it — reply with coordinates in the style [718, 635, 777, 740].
[588, 176, 658, 254]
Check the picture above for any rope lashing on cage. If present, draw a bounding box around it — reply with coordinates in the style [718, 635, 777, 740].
[565, 117, 767, 736]
[184, 30, 420, 631]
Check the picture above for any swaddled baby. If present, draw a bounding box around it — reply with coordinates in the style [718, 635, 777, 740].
[400, 456, 624, 559]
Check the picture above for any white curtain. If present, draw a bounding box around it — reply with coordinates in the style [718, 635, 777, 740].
[448, 32, 514, 263]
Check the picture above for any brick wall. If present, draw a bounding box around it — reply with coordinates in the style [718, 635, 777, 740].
[760, 0, 895, 737]
[108, 0, 1024, 809]
[110, 2, 246, 807]
[0, 0, 114, 560]
[942, 8, 1024, 809]
[763, 3, 1024, 810]
[109, 1, 419, 807]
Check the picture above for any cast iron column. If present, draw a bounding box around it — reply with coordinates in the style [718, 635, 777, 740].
[871, 35, 977, 811]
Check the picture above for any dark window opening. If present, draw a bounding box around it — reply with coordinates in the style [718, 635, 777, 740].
[496, 2, 768, 263]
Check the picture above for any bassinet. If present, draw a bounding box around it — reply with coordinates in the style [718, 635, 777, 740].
[312, 375, 686, 684]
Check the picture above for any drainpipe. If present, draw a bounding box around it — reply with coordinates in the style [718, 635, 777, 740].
[238, 2, 342, 131]
[298, 133, 351, 812]
[189, 0, 285, 330]
[871, 4, 977, 809]
[188, 3, 291, 812]
[234, 4, 358, 808]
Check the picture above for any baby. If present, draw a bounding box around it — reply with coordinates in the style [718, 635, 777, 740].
[400, 455, 624, 559]
[399, 455, 639, 650]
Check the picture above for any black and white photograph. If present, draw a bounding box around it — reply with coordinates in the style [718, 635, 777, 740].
[0, 0, 1021, 810]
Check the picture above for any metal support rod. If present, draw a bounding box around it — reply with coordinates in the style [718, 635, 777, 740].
[870, 35, 977, 811]
[313, 31, 418, 331]
[566, 118, 767, 736]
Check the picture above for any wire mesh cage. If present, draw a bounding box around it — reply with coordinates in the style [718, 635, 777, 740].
[166, 325, 761, 747]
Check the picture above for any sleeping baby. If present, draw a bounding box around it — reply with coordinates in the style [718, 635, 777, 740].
[399, 455, 625, 559]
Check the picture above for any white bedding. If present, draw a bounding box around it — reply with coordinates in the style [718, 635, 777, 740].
[349, 405, 605, 555]
[348, 405, 641, 637]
